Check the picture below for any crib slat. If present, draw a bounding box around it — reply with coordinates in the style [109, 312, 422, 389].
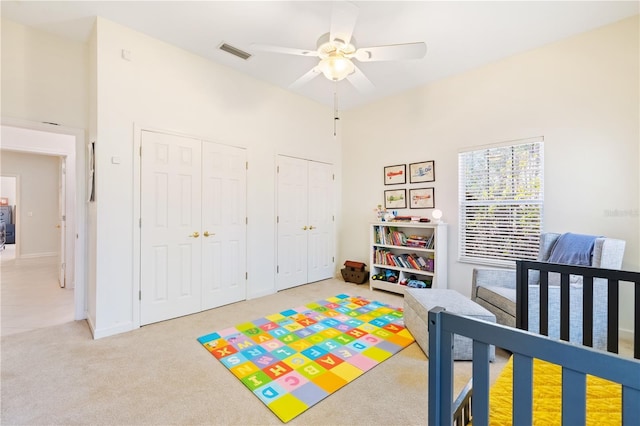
[634, 281, 639, 360]
[560, 273, 570, 342]
[562, 368, 586, 425]
[607, 278, 619, 354]
[539, 272, 549, 336]
[516, 265, 530, 330]
[472, 340, 490, 426]
[512, 353, 533, 425]
[428, 307, 453, 426]
[622, 386, 640, 425]
[582, 276, 594, 347]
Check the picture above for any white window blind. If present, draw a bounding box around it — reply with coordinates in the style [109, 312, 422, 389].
[458, 138, 544, 266]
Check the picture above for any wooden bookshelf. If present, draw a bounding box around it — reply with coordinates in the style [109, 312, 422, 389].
[369, 222, 447, 295]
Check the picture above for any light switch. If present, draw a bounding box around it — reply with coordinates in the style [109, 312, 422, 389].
[27, 211, 33, 217]
[111, 156, 121, 164]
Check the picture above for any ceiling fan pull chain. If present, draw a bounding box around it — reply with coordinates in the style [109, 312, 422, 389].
[333, 90, 340, 137]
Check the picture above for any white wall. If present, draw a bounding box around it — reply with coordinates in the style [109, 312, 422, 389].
[0, 19, 88, 129]
[89, 18, 339, 337]
[341, 16, 639, 332]
[0, 150, 59, 256]
[1, 176, 17, 206]
[3, 13, 637, 337]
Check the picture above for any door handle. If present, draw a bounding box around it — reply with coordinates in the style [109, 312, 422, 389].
[302, 226, 308, 230]
[203, 231, 214, 237]
[189, 231, 200, 238]
[56, 224, 61, 229]
[309, 226, 315, 230]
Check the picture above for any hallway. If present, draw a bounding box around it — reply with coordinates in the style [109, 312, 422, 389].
[1, 245, 74, 337]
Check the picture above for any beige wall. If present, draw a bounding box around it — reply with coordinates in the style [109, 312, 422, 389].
[3, 13, 638, 337]
[341, 15, 639, 333]
[89, 18, 339, 337]
[0, 150, 60, 257]
[1, 19, 89, 129]
[1, 16, 340, 338]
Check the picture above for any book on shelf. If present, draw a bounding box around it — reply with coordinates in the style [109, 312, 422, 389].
[406, 238, 427, 248]
[385, 252, 397, 267]
[374, 225, 434, 249]
[405, 254, 420, 270]
[415, 255, 428, 270]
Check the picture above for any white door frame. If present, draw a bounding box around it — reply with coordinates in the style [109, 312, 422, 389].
[1, 118, 87, 320]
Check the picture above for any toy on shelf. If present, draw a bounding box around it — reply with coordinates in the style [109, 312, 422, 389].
[370, 268, 398, 283]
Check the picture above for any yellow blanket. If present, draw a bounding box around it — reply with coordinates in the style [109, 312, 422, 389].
[488, 356, 622, 425]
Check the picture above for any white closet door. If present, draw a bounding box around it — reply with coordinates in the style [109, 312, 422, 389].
[307, 161, 334, 283]
[201, 141, 247, 309]
[140, 131, 202, 325]
[276, 156, 309, 290]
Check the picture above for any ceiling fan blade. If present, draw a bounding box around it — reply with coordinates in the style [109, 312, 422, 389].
[354, 42, 427, 62]
[251, 43, 318, 57]
[329, 1, 359, 46]
[289, 67, 322, 89]
[346, 65, 375, 94]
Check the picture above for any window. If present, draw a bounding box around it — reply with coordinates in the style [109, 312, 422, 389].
[458, 138, 544, 266]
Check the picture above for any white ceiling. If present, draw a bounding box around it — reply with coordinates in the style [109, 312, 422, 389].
[2, 1, 638, 110]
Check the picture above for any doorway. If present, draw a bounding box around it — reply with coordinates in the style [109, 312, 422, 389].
[0, 121, 86, 329]
[0, 152, 72, 336]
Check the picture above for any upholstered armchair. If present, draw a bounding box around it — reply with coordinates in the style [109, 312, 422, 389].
[471, 232, 625, 349]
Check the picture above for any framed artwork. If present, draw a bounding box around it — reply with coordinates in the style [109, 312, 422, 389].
[409, 160, 435, 183]
[384, 189, 407, 209]
[384, 164, 406, 185]
[409, 187, 435, 209]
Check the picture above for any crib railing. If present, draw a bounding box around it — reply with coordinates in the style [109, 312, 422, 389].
[427, 308, 640, 426]
[516, 260, 640, 358]
[429, 261, 640, 425]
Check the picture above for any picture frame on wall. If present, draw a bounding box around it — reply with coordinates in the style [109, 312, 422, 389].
[384, 164, 406, 185]
[384, 189, 407, 209]
[409, 160, 435, 183]
[409, 187, 435, 209]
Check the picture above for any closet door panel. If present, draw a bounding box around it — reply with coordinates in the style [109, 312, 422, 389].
[140, 131, 202, 325]
[307, 161, 334, 283]
[276, 156, 309, 290]
[201, 141, 247, 309]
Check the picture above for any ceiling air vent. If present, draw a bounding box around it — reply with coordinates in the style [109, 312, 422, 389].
[218, 42, 251, 60]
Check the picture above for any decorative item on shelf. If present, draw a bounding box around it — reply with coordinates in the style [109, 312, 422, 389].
[374, 204, 387, 221]
[432, 209, 443, 224]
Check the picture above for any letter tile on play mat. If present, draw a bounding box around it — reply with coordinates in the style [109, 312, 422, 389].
[276, 370, 309, 391]
[312, 371, 348, 393]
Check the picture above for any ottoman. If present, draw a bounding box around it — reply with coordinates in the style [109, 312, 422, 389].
[404, 288, 496, 361]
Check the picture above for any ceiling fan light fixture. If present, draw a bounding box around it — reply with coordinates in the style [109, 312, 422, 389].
[318, 53, 355, 81]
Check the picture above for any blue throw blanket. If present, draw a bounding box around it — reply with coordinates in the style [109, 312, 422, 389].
[547, 232, 598, 266]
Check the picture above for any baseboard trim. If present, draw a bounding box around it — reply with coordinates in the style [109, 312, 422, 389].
[19, 252, 58, 259]
[91, 321, 137, 340]
[619, 328, 634, 341]
[247, 288, 276, 300]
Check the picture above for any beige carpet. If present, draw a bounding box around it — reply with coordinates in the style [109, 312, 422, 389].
[1, 279, 509, 425]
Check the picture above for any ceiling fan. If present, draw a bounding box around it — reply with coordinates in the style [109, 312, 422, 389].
[251, 1, 427, 93]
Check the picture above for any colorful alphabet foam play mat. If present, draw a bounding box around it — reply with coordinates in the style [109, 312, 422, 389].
[197, 294, 414, 423]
